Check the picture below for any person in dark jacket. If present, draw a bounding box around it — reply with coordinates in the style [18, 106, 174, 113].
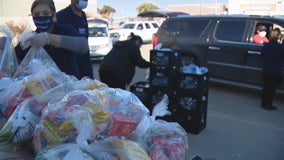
[261, 28, 284, 110]
[56, 0, 94, 79]
[15, 0, 89, 79]
[99, 33, 151, 89]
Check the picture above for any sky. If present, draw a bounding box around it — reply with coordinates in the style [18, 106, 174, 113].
[97, 0, 228, 18]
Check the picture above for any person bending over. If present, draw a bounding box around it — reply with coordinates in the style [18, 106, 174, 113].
[99, 33, 151, 89]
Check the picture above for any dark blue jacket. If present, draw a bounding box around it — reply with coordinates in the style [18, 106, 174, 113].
[57, 6, 93, 79]
[15, 23, 80, 79]
[262, 41, 284, 75]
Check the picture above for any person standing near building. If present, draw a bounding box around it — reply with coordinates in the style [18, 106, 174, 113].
[261, 29, 284, 110]
[56, 0, 94, 79]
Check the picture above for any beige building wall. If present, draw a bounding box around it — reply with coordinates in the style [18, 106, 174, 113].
[0, 0, 97, 26]
[168, 4, 227, 15]
[228, 0, 284, 15]
[167, 0, 284, 16]
[0, 0, 97, 17]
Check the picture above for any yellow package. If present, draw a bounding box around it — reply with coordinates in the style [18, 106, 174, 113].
[111, 139, 151, 160]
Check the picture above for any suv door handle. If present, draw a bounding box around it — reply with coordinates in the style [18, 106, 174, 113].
[248, 51, 261, 55]
[208, 46, 221, 50]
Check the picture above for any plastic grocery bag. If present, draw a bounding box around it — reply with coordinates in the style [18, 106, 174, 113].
[13, 28, 60, 80]
[97, 88, 150, 137]
[127, 95, 189, 159]
[80, 137, 151, 160]
[0, 25, 18, 78]
[13, 47, 60, 80]
[129, 95, 171, 140]
[35, 143, 95, 160]
[32, 89, 107, 153]
[32, 87, 150, 153]
[87, 137, 151, 160]
[0, 78, 105, 144]
[35, 138, 149, 160]
[144, 120, 189, 160]
[0, 68, 69, 119]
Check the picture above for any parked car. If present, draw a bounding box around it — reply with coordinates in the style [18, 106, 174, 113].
[109, 21, 160, 43]
[88, 19, 113, 61]
[153, 15, 284, 94]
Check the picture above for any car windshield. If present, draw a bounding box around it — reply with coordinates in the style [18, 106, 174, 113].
[89, 27, 108, 37]
[121, 23, 135, 29]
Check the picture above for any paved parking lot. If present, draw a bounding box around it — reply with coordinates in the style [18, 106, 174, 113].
[187, 83, 284, 160]
[133, 44, 284, 160]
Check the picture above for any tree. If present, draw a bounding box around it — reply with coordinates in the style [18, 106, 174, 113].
[136, 2, 159, 14]
[99, 5, 116, 20]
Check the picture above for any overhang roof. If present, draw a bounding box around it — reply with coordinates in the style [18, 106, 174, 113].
[137, 10, 190, 18]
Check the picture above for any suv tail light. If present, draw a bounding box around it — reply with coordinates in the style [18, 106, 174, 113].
[152, 34, 158, 49]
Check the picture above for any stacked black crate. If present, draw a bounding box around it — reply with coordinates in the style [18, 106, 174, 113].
[149, 49, 180, 115]
[129, 81, 151, 109]
[172, 71, 209, 134]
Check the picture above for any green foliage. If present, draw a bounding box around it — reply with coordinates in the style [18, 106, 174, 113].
[136, 2, 159, 14]
[99, 5, 116, 14]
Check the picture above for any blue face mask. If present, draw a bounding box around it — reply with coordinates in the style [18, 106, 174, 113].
[75, 0, 88, 9]
[33, 16, 54, 31]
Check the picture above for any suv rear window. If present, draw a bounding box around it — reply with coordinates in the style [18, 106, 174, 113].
[159, 19, 210, 38]
[122, 23, 135, 29]
[152, 23, 159, 28]
[215, 20, 246, 42]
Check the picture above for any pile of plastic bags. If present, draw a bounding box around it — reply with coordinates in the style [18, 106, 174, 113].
[0, 25, 189, 159]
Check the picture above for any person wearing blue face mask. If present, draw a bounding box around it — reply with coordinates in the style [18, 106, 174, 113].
[14, 0, 89, 79]
[57, 0, 94, 79]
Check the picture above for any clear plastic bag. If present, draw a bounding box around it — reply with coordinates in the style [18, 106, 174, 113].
[129, 95, 171, 140]
[0, 78, 80, 143]
[35, 143, 95, 160]
[0, 78, 107, 145]
[13, 47, 60, 80]
[32, 89, 108, 153]
[0, 68, 69, 119]
[85, 137, 151, 160]
[144, 120, 189, 160]
[13, 29, 60, 80]
[0, 25, 18, 78]
[98, 88, 150, 137]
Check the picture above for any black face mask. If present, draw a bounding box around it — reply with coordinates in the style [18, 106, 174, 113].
[33, 16, 53, 31]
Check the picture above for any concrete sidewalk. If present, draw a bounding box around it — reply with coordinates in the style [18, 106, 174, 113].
[188, 84, 284, 160]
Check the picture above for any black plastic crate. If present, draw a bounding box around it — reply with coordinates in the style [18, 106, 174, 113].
[150, 49, 181, 72]
[150, 70, 177, 88]
[172, 107, 207, 134]
[130, 81, 151, 108]
[150, 88, 175, 108]
[173, 91, 208, 113]
[178, 72, 209, 93]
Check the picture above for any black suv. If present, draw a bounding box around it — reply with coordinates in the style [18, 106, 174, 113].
[153, 15, 284, 94]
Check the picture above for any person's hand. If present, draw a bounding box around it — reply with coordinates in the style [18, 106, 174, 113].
[0, 36, 6, 50]
[27, 32, 49, 48]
